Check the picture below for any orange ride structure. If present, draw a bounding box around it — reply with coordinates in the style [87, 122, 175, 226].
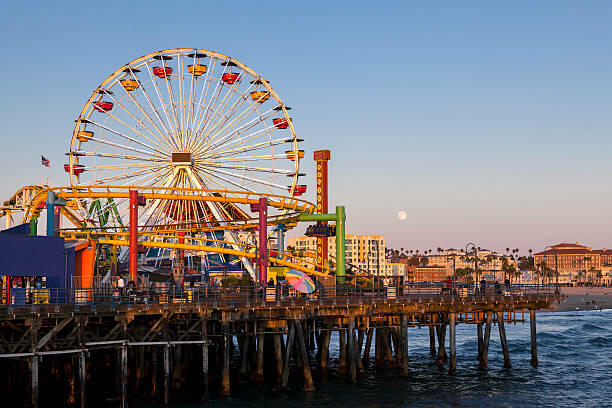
[0, 48, 346, 285]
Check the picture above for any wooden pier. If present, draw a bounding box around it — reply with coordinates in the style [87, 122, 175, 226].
[0, 285, 561, 407]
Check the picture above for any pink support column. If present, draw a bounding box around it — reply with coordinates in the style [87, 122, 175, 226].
[129, 190, 138, 283]
[258, 197, 268, 286]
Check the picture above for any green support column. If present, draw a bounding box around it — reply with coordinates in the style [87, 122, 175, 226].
[29, 215, 38, 236]
[335, 206, 346, 284]
[299, 206, 346, 285]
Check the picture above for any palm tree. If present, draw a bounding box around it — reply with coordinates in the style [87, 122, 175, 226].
[506, 247, 510, 255]
[576, 270, 584, 286]
[583, 256, 591, 284]
[595, 270, 603, 286]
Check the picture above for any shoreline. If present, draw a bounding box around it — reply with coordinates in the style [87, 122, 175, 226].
[542, 287, 611, 312]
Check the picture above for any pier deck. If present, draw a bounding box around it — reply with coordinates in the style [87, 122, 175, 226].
[0, 284, 562, 407]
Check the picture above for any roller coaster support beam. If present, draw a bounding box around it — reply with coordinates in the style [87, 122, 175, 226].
[251, 198, 268, 286]
[129, 190, 138, 282]
[299, 205, 346, 284]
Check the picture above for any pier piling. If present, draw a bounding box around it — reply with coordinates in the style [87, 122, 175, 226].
[281, 321, 295, 390]
[338, 327, 347, 373]
[401, 315, 409, 376]
[273, 333, 284, 383]
[31, 354, 39, 408]
[479, 312, 492, 370]
[348, 319, 357, 383]
[448, 313, 457, 375]
[221, 322, 231, 397]
[202, 327, 209, 402]
[477, 322, 483, 362]
[320, 323, 332, 372]
[497, 311, 512, 369]
[429, 326, 436, 357]
[121, 344, 128, 408]
[363, 328, 373, 365]
[435, 324, 447, 365]
[255, 331, 265, 382]
[295, 320, 314, 391]
[79, 351, 86, 408]
[530, 309, 538, 367]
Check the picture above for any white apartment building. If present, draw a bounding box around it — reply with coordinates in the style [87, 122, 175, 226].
[288, 234, 404, 277]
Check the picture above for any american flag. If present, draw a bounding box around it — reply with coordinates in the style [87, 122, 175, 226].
[41, 155, 50, 167]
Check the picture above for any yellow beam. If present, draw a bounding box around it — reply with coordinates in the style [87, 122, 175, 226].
[97, 238, 331, 277]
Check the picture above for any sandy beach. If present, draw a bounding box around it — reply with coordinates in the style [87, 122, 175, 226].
[546, 287, 612, 312]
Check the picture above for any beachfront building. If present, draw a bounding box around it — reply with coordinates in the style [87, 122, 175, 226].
[534, 243, 612, 285]
[404, 249, 517, 282]
[288, 234, 406, 278]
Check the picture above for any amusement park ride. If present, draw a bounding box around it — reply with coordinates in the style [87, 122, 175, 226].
[0, 48, 348, 287]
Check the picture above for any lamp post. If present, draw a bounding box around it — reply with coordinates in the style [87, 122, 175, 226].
[447, 253, 457, 285]
[466, 243, 477, 286]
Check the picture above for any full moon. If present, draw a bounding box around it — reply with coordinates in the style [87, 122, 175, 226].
[397, 211, 407, 221]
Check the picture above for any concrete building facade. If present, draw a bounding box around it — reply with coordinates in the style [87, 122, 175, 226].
[534, 243, 612, 285]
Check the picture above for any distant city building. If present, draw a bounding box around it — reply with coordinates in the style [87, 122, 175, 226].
[288, 234, 405, 277]
[413, 266, 447, 282]
[396, 249, 517, 282]
[534, 243, 612, 285]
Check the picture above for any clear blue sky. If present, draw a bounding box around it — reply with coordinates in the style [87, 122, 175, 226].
[1, 1, 611, 254]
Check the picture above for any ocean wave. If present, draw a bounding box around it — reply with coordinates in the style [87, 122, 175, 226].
[587, 336, 612, 347]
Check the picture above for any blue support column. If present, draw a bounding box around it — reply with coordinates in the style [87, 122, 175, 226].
[277, 223, 286, 259]
[46, 192, 55, 237]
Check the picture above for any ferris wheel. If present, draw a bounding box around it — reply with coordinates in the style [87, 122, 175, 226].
[65, 48, 306, 274]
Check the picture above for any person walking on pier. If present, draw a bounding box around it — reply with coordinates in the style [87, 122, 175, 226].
[117, 275, 125, 301]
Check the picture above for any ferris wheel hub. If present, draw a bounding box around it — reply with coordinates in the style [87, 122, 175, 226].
[171, 152, 193, 165]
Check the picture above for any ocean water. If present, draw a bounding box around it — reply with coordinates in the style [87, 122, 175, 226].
[141, 309, 612, 408]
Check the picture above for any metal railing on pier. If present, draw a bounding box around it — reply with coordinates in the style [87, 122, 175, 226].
[0, 283, 558, 309]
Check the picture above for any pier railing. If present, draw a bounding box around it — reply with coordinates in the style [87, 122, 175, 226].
[0, 283, 558, 309]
